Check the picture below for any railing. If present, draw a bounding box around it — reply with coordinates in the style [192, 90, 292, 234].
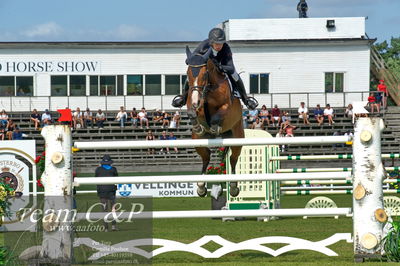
[0, 91, 371, 112]
[370, 46, 400, 106]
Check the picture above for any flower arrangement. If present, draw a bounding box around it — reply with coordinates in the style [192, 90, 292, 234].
[206, 147, 227, 175]
[383, 219, 400, 261]
[0, 181, 15, 225]
[35, 151, 46, 188]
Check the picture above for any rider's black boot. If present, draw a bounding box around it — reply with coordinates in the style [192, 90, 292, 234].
[172, 80, 189, 108]
[236, 78, 258, 110]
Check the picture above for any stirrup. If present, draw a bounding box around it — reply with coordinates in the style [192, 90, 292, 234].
[245, 97, 258, 110]
[172, 95, 185, 108]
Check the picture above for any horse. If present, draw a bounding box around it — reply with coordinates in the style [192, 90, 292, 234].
[184, 46, 244, 197]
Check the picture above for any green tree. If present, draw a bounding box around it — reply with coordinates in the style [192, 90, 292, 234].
[374, 37, 400, 80]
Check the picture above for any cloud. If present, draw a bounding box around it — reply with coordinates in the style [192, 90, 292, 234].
[21, 22, 62, 38]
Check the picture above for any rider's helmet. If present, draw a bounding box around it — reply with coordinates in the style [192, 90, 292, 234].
[208, 28, 226, 44]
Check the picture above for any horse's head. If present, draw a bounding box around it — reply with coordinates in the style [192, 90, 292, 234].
[185, 46, 212, 110]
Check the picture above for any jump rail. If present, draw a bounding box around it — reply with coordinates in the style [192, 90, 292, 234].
[74, 172, 351, 186]
[271, 153, 400, 161]
[74, 136, 352, 150]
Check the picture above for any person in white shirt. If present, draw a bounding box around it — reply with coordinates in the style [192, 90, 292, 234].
[41, 109, 52, 126]
[95, 109, 106, 129]
[298, 102, 310, 125]
[73, 107, 84, 129]
[323, 104, 335, 125]
[115, 106, 127, 128]
[84, 108, 94, 128]
[138, 107, 149, 129]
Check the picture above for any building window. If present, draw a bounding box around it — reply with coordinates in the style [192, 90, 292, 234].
[100, 76, 116, 96]
[0, 76, 14, 96]
[70, 75, 86, 96]
[117, 75, 124, 96]
[145, 75, 161, 95]
[165, 75, 180, 95]
[16, 76, 33, 96]
[127, 75, 143, 95]
[51, 76, 67, 96]
[250, 73, 269, 94]
[325, 72, 344, 92]
[90, 76, 98, 96]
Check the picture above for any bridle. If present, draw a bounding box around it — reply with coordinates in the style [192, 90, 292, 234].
[188, 63, 210, 110]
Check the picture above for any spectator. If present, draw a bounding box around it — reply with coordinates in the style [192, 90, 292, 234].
[345, 104, 353, 118]
[344, 130, 354, 139]
[130, 108, 138, 127]
[6, 120, 17, 140]
[282, 121, 297, 137]
[248, 108, 259, 124]
[251, 117, 264, 130]
[159, 130, 169, 154]
[0, 110, 8, 127]
[281, 111, 291, 123]
[324, 104, 335, 125]
[375, 92, 383, 110]
[145, 130, 155, 154]
[271, 105, 281, 127]
[41, 109, 52, 126]
[242, 107, 248, 129]
[115, 106, 128, 128]
[96, 109, 106, 129]
[12, 127, 23, 140]
[367, 93, 379, 114]
[313, 104, 324, 126]
[259, 105, 270, 127]
[152, 109, 163, 126]
[167, 131, 179, 153]
[73, 107, 84, 129]
[377, 79, 387, 109]
[171, 111, 180, 128]
[298, 102, 310, 125]
[276, 129, 285, 152]
[138, 108, 149, 129]
[333, 130, 344, 148]
[84, 108, 94, 128]
[30, 109, 41, 130]
[161, 111, 170, 128]
[0, 128, 5, 140]
[95, 155, 118, 232]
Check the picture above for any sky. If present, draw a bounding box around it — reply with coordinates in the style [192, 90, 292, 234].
[0, 0, 398, 43]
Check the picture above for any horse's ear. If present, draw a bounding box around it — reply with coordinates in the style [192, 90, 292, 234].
[202, 47, 212, 61]
[185, 46, 192, 60]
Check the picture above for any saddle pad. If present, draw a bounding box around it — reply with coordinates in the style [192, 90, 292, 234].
[226, 74, 241, 98]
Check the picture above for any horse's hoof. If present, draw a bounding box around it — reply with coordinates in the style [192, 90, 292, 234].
[197, 182, 205, 187]
[193, 124, 205, 136]
[197, 187, 207, 197]
[229, 186, 240, 197]
[210, 125, 222, 135]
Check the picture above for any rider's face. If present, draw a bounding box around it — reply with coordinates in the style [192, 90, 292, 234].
[211, 43, 223, 52]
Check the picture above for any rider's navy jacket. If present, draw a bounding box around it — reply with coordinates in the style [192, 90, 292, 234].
[192, 39, 235, 75]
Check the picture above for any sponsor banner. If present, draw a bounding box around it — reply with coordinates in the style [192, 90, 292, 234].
[117, 182, 197, 198]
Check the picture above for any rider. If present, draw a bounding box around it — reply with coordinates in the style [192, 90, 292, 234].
[172, 28, 259, 110]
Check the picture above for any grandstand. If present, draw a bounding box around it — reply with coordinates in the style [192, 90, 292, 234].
[8, 106, 400, 173]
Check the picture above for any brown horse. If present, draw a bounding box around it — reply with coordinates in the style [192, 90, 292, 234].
[185, 46, 244, 197]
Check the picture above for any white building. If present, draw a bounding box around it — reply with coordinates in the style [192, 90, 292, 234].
[0, 17, 372, 112]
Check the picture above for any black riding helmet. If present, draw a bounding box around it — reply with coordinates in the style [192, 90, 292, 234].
[208, 28, 226, 44]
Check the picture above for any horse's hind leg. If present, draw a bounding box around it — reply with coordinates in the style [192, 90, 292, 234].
[195, 146, 211, 197]
[229, 146, 242, 197]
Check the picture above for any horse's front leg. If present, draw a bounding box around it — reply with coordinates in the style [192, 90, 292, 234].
[188, 108, 205, 136]
[195, 146, 211, 197]
[210, 104, 229, 135]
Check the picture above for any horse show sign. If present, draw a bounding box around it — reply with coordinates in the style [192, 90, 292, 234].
[117, 182, 197, 198]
